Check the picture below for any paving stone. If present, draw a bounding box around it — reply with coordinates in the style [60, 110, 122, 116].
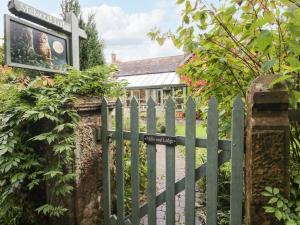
[139, 145, 204, 225]
[157, 210, 164, 216]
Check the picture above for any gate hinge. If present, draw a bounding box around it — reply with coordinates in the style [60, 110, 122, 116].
[96, 127, 101, 142]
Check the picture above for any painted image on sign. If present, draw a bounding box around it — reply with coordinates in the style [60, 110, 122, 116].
[9, 20, 68, 72]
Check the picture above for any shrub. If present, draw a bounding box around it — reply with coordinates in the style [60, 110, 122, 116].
[0, 65, 125, 224]
[110, 140, 148, 215]
[263, 163, 300, 225]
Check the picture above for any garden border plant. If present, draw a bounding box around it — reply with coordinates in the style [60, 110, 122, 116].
[149, 0, 300, 224]
[0, 64, 125, 225]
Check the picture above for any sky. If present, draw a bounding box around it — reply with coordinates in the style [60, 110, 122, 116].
[0, 0, 220, 62]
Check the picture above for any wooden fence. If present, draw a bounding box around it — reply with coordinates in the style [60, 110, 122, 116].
[100, 96, 244, 225]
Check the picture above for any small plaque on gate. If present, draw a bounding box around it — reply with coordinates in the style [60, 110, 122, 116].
[144, 134, 176, 146]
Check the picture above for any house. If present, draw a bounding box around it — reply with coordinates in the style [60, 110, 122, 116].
[113, 54, 189, 111]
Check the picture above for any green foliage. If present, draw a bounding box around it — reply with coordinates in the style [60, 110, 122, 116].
[177, 146, 231, 224]
[291, 122, 300, 161]
[55, 65, 125, 97]
[60, 0, 105, 70]
[35, 204, 68, 217]
[110, 140, 147, 214]
[60, 0, 81, 20]
[0, 79, 78, 224]
[262, 164, 300, 225]
[149, 0, 300, 134]
[149, 2, 300, 224]
[196, 157, 232, 225]
[0, 65, 124, 224]
[80, 14, 105, 70]
[123, 141, 147, 212]
[0, 45, 4, 66]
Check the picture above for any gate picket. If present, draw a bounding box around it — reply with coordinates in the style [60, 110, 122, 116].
[101, 95, 244, 225]
[115, 98, 124, 224]
[230, 96, 244, 225]
[130, 97, 140, 225]
[102, 98, 111, 225]
[124, 219, 132, 225]
[206, 97, 219, 225]
[166, 97, 176, 225]
[185, 97, 196, 225]
[110, 215, 118, 225]
[147, 97, 157, 225]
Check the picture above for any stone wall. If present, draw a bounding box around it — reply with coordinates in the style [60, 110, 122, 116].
[39, 97, 114, 225]
[72, 97, 113, 225]
[245, 75, 290, 225]
[73, 99, 103, 225]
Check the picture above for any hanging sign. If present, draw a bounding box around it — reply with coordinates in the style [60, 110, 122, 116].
[5, 15, 69, 73]
[5, 0, 87, 73]
[144, 134, 177, 146]
[8, 0, 72, 33]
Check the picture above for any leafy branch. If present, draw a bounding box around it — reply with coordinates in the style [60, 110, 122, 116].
[0, 65, 125, 224]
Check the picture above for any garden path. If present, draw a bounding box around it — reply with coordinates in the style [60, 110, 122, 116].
[140, 145, 204, 225]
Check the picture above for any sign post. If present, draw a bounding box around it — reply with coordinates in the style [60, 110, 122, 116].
[66, 12, 82, 70]
[6, 0, 87, 71]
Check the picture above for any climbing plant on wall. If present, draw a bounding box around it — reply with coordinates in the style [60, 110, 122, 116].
[0, 65, 125, 225]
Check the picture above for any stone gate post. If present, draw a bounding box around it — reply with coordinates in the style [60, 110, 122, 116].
[245, 75, 290, 225]
[72, 97, 113, 225]
[35, 97, 106, 225]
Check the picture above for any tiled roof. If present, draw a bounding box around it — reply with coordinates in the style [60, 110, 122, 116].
[116, 55, 186, 76]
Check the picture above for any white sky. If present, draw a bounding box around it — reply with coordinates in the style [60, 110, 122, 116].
[0, 0, 221, 62]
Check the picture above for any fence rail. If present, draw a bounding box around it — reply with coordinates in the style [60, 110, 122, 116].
[97, 131, 232, 151]
[100, 96, 244, 225]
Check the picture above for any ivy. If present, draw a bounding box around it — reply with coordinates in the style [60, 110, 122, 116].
[0, 64, 125, 224]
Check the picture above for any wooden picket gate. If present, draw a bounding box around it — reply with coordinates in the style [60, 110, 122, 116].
[100, 96, 244, 225]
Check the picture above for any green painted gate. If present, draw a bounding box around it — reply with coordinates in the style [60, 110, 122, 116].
[100, 96, 244, 225]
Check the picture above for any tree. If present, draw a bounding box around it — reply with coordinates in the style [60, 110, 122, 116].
[150, 1, 300, 224]
[149, 0, 300, 134]
[60, 0, 81, 19]
[80, 13, 105, 70]
[60, 0, 105, 70]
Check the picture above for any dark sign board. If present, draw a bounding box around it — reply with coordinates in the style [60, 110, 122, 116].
[5, 0, 87, 72]
[144, 134, 177, 146]
[8, 0, 72, 34]
[5, 15, 69, 73]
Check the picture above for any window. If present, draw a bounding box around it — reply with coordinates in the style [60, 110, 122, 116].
[163, 89, 172, 104]
[140, 90, 146, 105]
[157, 90, 162, 105]
[173, 87, 186, 110]
[125, 87, 186, 110]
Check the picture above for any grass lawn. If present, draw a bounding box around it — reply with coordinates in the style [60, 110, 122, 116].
[111, 115, 207, 137]
[175, 121, 206, 137]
